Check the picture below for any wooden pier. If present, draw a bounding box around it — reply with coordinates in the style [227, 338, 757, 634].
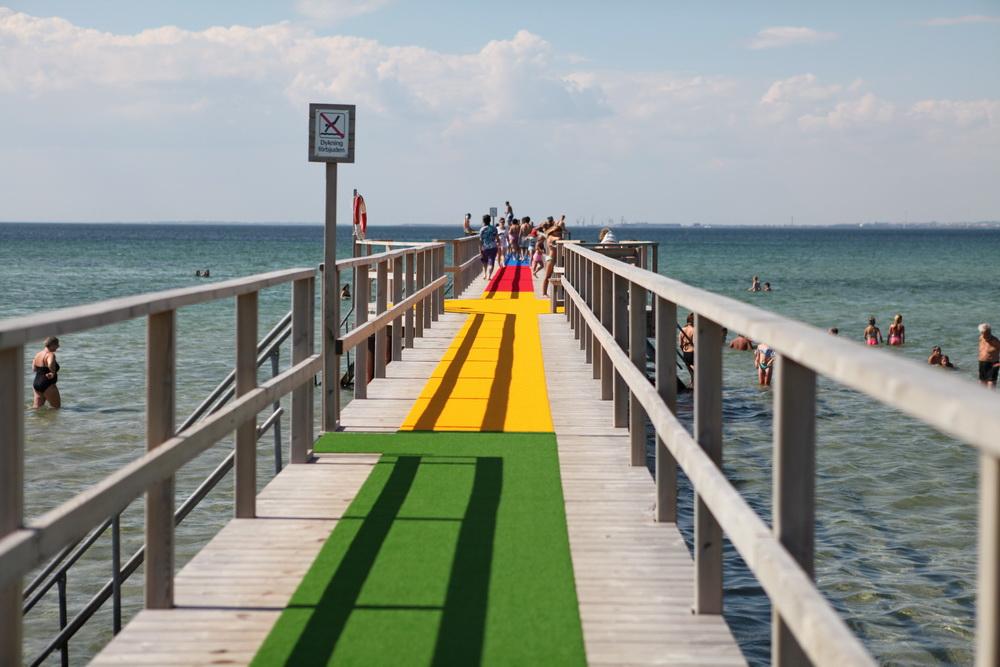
[3, 234, 1000, 666]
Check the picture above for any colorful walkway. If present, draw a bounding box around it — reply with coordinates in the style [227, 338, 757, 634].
[252, 262, 586, 665]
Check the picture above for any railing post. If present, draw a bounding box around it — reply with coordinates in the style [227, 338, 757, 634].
[391, 255, 403, 361]
[628, 281, 647, 466]
[565, 249, 573, 325]
[600, 266, 613, 401]
[405, 252, 416, 347]
[655, 297, 678, 523]
[0, 345, 23, 665]
[977, 454, 1000, 666]
[291, 276, 314, 464]
[322, 163, 340, 433]
[355, 264, 370, 398]
[270, 350, 282, 474]
[579, 255, 588, 351]
[452, 240, 461, 297]
[415, 251, 426, 338]
[374, 260, 388, 379]
[592, 267, 602, 380]
[584, 257, 593, 362]
[111, 513, 122, 635]
[423, 249, 434, 328]
[146, 310, 175, 609]
[573, 254, 582, 340]
[772, 355, 816, 666]
[694, 313, 723, 614]
[612, 273, 628, 427]
[437, 246, 446, 315]
[235, 292, 258, 519]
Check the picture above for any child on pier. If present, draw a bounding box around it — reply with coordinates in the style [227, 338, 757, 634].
[531, 238, 546, 276]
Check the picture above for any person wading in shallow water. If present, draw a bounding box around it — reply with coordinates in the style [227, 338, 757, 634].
[32, 336, 62, 408]
[978, 323, 1000, 389]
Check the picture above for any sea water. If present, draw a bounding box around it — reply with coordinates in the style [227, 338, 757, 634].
[2, 222, 997, 665]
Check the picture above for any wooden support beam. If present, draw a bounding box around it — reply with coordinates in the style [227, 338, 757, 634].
[694, 313, 723, 615]
[391, 256, 403, 361]
[628, 282, 647, 466]
[235, 292, 258, 519]
[291, 277, 314, 464]
[772, 355, 816, 667]
[322, 162, 339, 432]
[404, 252, 415, 348]
[354, 264, 369, 399]
[415, 252, 426, 337]
[374, 260, 388, 379]
[655, 297, 678, 523]
[600, 267, 613, 400]
[0, 345, 23, 665]
[591, 268, 602, 380]
[612, 273, 628, 427]
[978, 454, 1000, 667]
[145, 310, 175, 609]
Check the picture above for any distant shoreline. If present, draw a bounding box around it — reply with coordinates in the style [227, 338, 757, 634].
[1, 220, 999, 229]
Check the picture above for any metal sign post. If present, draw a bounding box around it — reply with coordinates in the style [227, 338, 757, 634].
[309, 103, 356, 433]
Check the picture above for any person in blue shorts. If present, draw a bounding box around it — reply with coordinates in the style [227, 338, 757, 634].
[479, 214, 498, 280]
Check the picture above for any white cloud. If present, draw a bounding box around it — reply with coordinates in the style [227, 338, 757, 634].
[920, 15, 1000, 26]
[909, 99, 1000, 128]
[295, 0, 390, 23]
[798, 93, 894, 130]
[749, 26, 837, 50]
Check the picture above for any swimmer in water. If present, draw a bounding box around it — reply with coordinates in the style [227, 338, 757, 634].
[927, 346, 942, 365]
[864, 317, 883, 346]
[32, 336, 62, 409]
[729, 334, 753, 351]
[748, 275, 761, 292]
[887, 313, 905, 346]
[754, 342, 775, 386]
[763, 282, 772, 292]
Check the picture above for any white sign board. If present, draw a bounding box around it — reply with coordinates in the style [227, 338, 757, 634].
[308, 103, 356, 163]
[490, 207, 498, 218]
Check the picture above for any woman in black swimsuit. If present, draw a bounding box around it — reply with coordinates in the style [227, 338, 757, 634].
[32, 336, 61, 408]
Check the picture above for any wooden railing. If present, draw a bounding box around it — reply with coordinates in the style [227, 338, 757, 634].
[558, 242, 1000, 667]
[0, 239, 452, 663]
[444, 235, 482, 298]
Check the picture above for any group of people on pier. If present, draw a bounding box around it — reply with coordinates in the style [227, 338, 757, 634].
[474, 201, 568, 297]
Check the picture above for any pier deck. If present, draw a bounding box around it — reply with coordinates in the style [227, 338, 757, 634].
[92, 266, 746, 665]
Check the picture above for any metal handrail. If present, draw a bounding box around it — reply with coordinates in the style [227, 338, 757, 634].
[22, 312, 295, 665]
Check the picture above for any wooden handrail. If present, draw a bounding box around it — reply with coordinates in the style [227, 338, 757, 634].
[0, 268, 315, 350]
[562, 279, 874, 666]
[339, 276, 447, 352]
[0, 354, 321, 591]
[562, 243, 1000, 458]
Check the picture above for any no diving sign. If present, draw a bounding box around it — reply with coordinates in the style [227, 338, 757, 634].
[309, 103, 355, 163]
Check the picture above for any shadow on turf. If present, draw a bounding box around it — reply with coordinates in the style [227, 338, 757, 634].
[283, 454, 503, 666]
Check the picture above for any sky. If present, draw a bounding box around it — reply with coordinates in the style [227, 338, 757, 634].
[0, 1, 998, 225]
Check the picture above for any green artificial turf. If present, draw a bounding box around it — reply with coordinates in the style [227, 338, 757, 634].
[251, 431, 586, 667]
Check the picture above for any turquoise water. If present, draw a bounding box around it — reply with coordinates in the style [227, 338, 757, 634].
[2, 223, 997, 665]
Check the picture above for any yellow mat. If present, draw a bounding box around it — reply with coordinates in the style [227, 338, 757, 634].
[400, 291, 553, 432]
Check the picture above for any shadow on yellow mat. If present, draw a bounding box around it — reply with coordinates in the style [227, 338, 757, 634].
[400, 296, 553, 432]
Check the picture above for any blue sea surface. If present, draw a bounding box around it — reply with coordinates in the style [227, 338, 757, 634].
[2, 222, 997, 665]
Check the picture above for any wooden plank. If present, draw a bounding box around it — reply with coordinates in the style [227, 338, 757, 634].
[773, 356, 816, 667]
[290, 278, 313, 464]
[539, 314, 746, 666]
[235, 292, 258, 519]
[146, 310, 175, 609]
[655, 297, 678, 523]
[978, 454, 1000, 667]
[694, 314, 723, 615]
[91, 452, 379, 667]
[560, 279, 874, 666]
[628, 282, 646, 467]
[374, 260, 388, 378]
[0, 345, 22, 665]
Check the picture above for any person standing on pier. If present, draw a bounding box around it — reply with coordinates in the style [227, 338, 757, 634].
[504, 200, 514, 223]
[479, 214, 499, 280]
[32, 336, 62, 408]
[977, 323, 1000, 389]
